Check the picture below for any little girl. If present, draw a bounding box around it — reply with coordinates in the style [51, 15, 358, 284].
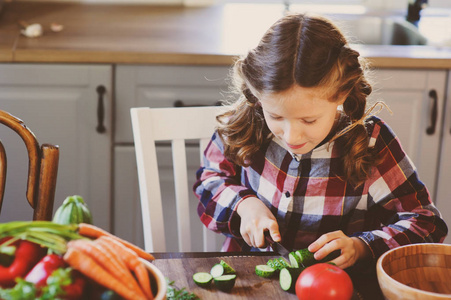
[193, 13, 447, 269]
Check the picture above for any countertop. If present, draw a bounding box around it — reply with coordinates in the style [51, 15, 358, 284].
[1, 2, 451, 68]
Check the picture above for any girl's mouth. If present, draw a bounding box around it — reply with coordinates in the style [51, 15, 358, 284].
[286, 142, 306, 150]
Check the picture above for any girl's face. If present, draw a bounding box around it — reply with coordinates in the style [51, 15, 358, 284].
[259, 85, 344, 155]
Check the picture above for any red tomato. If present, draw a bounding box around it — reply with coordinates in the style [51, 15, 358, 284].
[295, 263, 353, 300]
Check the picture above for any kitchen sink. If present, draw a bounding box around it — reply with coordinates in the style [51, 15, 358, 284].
[332, 15, 428, 46]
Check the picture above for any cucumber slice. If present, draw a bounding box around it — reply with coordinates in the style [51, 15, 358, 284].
[289, 252, 301, 268]
[295, 249, 316, 267]
[210, 263, 225, 278]
[220, 260, 236, 274]
[255, 264, 276, 278]
[214, 274, 236, 292]
[193, 272, 213, 287]
[279, 267, 302, 293]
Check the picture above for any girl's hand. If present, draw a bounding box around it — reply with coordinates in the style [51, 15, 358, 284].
[236, 197, 281, 248]
[308, 230, 370, 269]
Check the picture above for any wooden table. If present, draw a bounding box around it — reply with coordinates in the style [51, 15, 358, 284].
[151, 252, 384, 300]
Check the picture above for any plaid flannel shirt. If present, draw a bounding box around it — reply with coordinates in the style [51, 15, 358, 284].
[193, 116, 448, 259]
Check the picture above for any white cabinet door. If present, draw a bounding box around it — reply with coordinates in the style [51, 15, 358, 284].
[114, 145, 224, 251]
[369, 69, 447, 200]
[436, 71, 451, 244]
[115, 65, 229, 143]
[0, 64, 112, 230]
[114, 65, 229, 250]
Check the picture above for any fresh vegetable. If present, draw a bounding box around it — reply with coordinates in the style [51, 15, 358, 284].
[279, 267, 303, 293]
[66, 239, 141, 294]
[219, 260, 235, 274]
[0, 239, 45, 287]
[295, 263, 353, 300]
[0, 267, 86, 300]
[255, 264, 276, 278]
[53, 195, 93, 225]
[210, 263, 225, 278]
[192, 272, 213, 287]
[0, 221, 83, 255]
[24, 254, 66, 287]
[267, 257, 290, 271]
[63, 247, 147, 300]
[213, 274, 236, 292]
[77, 223, 154, 261]
[95, 236, 153, 299]
[166, 279, 199, 300]
[295, 249, 341, 267]
[289, 252, 302, 268]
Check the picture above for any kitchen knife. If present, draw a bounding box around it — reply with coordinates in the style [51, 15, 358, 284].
[264, 231, 293, 264]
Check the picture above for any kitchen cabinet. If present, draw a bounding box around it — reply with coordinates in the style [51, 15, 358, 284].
[368, 68, 447, 201]
[114, 65, 229, 250]
[436, 70, 451, 244]
[0, 64, 113, 231]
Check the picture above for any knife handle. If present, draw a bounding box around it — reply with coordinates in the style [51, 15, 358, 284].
[264, 231, 275, 247]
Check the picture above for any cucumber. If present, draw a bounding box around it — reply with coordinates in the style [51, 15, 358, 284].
[53, 195, 93, 225]
[219, 260, 236, 274]
[255, 265, 276, 278]
[279, 267, 302, 293]
[210, 263, 224, 278]
[295, 248, 341, 267]
[193, 272, 213, 287]
[214, 274, 236, 292]
[289, 252, 301, 268]
[295, 249, 316, 267]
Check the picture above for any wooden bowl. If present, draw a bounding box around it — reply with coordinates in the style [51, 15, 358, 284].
[141, 259, 167, 300]
[376, 243, 451, 300]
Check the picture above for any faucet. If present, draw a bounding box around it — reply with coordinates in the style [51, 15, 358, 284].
[407, 0, 428, 26]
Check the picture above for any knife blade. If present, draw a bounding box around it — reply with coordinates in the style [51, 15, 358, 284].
[264, 231, 292, 264]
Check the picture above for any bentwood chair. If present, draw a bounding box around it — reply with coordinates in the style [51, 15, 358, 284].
[0, 110, 59, 221]
[131, 106, 225, 252]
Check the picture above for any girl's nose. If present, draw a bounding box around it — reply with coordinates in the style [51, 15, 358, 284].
[283, 122, 301, 145]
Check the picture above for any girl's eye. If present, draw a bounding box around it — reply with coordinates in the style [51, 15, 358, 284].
[303, 119, 316, 125]
[269, 115, 282, 120]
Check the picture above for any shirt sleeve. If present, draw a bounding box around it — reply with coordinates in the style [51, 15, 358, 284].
[354, 117, 448, 259]
[193, 132, 257, 238]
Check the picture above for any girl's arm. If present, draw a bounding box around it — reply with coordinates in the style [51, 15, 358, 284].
[355, 118, 448, 259]
[193, 132, 257, 238]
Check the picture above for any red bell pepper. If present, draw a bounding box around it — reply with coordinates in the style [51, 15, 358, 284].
[62, 270, 86, 300]
[0, 238, 45, 288]
[24, 254, 66, 287]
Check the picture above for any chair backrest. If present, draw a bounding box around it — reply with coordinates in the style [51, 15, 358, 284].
[131, 106, 225, 252]
[0, 110, 59, 221]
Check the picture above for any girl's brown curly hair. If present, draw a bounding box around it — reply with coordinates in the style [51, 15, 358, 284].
[217, 13, 379, 186]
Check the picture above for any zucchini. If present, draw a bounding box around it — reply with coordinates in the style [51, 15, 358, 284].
[193, 272, 213, 287]
[214, 274, 236, 292]
[255, 265, 276, 278]
[53, 195, 93, 225]
[279, 267, 302, 293]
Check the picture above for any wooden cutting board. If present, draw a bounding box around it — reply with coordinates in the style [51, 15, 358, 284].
[153, 255, 299, 299]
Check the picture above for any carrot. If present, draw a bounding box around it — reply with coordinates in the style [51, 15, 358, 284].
[97, 236, 154, 300]
[67, 239, 144, 297]
[63, 247, 147, 300]
[78, 223, 154, 261]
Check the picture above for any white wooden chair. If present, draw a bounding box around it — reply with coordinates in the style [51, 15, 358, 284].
[131, 106, 225, 252]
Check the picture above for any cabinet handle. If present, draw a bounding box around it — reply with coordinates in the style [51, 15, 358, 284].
[426, 89, 438, 135]
[173, 100, 222, 107]
[96, 85, 106, 133]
